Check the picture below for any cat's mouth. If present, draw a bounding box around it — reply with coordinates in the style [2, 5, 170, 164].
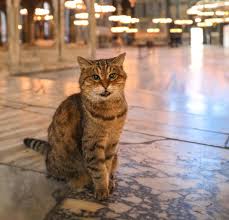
[100, 90, 111, 97]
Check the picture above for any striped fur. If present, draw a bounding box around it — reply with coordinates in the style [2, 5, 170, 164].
[24, 138, 49, 155]
[24, 53, 128, 200]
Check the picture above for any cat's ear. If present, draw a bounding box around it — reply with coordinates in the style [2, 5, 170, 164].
[77, 56, 93, 69]
[111, 53, 126, 66]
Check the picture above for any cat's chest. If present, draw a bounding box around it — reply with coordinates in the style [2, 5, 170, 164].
[84, 112, 126, 142]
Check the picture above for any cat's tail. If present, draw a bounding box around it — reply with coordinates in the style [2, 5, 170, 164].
[23, 138, 49, 155]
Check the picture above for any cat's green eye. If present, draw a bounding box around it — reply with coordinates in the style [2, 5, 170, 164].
[109, 73, 117, 81]
[92, 74, 100, 81]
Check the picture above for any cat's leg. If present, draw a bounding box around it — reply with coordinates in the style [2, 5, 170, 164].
[105, 144, 119, 193]
[82, 139, 109, 200]
[69, 173, 91, 189]
[46, 149, 67, 180]
[109, 154, 118, 193]
[46, 141, 86, 182]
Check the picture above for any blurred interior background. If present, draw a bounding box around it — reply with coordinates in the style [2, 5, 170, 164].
[0, 0, 229, 74]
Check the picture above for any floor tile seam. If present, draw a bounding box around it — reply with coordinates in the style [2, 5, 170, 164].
[129, 118, 229, 136]
[224, 136, 229, 148]
[124, 129, 229, 150]
[0, 161, 47, 175]
[0, 103, 52, 116]
[130, 105, 229, 121]
[0, 98, 56, 110]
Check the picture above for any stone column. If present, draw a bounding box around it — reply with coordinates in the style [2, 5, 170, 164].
[165, 0, 171, 44]
[87, 0, 96, 59]
[53, 0, 65, 61]
[7, 0, 20, 74]
[27, 8, 35, 44]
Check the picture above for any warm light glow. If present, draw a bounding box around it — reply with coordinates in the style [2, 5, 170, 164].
[174, 19, 193, 25]
[35, 8, 50, 16]
[44, 15, 53, 21]
[72, 0, 83, 3]
[195, 18, 202, 23]
[94, 3, 116, 13]
[170, 28, 182, 33]
[34, 15, 53, 21]
[76, 4, 84, 9]
[224, 25, 229, 47]
[205, 18, 224, 24]
[147, 28, 160, 33]
[215, 11, 225, 16]
[130, 18, 140, 23]
[18, 25, 22, 30]
[225, 17, 229, 22]
[187, 1, 229, 16]
[197, 22, 213, 27]
[126, 28, 138, 33]
[197, 11, 214, 16]
[152, 18, 172, 24]
[75, 13, 88, 19]
[119, 15, 132, 24]
[34, 16, 42, 21]
[109, 15, 139, 23]
[191, 27, 203, 46]
[187, 8, 199, 15]
[65, 0, 84, 9]
[215, 11, 229, 16]
[74, 20, 89, 26]
[111, 26, 128, 33]
[204, 3, 218, 9]
[109, 15, 120, 22]
[20, 8, 28, 15]
[75, 13, 100, 19]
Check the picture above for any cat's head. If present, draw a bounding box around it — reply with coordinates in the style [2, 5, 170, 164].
[77, 53, 127, 101]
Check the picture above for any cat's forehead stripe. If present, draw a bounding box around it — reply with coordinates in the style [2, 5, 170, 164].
[95, 59, 112, 66]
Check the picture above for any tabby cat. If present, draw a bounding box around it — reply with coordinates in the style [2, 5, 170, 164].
[24, 53, 128, 200]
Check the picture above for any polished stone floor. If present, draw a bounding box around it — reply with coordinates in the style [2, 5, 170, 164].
[0, 46, 229, 220]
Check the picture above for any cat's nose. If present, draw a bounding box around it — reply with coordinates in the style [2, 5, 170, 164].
[100, 90, 111, 97]
[101, 81, 109, 89]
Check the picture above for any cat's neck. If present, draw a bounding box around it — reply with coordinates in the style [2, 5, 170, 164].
[81, 93, 127, 113]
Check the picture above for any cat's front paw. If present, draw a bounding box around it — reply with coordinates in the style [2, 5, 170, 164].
[109, 179, 115, 194]
[95, 187, 109, 200]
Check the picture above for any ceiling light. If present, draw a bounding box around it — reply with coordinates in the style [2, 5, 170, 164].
[111, 26, 128, 33]
[152, 18, 172, 24]
[94, 3, 116, 13]
[75, 13, 100, 19]
[195, 18, 202, 23]
[174, 19, 193, 25]
[170, 28, 182, 33]
[197, 22, 213, 27]
[74, 20, 89, 26]
[35, 8, 50, 16]
[20, 8, 28, 15]
[147, 28, 160, 33]
[126, 28, 138, 33]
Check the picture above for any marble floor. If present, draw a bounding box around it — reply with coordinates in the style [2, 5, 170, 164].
[0, 46, 229, 220]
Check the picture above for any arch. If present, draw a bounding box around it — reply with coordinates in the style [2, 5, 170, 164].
[33, 0, 54, 43]
[0, 0, 7, 46]
[64, 0, 89, 45]
[19, 0, 54, 45]
[0, 10, 7, 45]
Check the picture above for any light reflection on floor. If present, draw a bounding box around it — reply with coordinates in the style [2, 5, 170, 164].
[0, 46, 229, 220]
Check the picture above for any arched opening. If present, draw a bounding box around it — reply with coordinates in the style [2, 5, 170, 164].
[34, 1, 54, 43]
[19, 0, 54, 46]
[0, 10, 7, 46]
[64, 0, 88, 46]
[0, 1, 7, 47]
